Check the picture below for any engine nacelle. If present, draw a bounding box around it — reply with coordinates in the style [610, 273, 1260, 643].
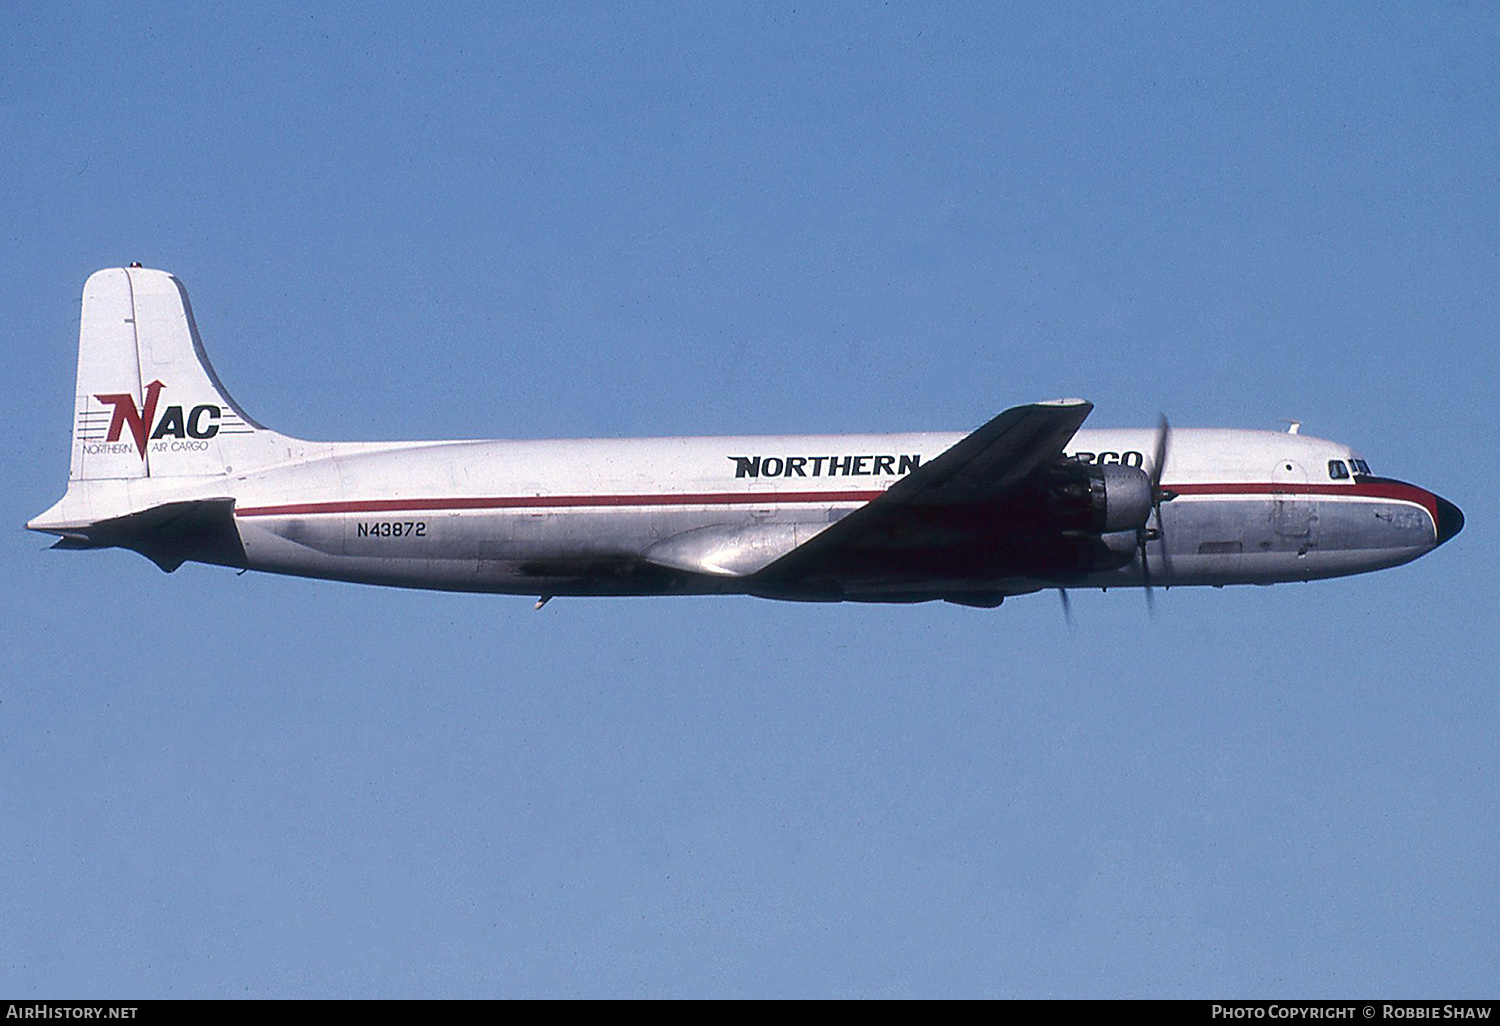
[1040, 461, 1154, 535]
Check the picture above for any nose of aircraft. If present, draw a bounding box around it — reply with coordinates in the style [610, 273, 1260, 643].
[1434, 494, 1464, 546]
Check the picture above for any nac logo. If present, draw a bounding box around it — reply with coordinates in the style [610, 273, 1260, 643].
[93, 381, 221, 458]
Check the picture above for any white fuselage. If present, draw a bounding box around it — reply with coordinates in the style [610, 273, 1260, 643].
[184, 425, 1448, 600]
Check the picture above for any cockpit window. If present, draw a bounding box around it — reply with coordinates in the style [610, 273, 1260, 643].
[1351, 458, 1371, 476]
[1328, 460, 1349, 480]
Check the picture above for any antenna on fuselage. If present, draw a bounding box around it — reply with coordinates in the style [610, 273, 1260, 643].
[1281, 419, 1301, 435]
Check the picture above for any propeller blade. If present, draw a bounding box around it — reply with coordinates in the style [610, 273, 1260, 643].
[1152, 414, 1173, 582]
[1151, 413, 1170, 493]
[1140, 413, 1171, 616]
[1139, 528, 1155, 615]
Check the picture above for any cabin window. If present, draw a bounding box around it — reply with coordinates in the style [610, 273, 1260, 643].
[1328, 460, 1349, 480]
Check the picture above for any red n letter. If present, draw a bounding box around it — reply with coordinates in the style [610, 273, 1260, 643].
[94, 381, 164, 457]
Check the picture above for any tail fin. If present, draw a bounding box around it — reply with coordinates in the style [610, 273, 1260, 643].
[70, 266, 287, 481]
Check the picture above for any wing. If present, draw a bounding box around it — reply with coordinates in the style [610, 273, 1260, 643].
[753, 399, 1093, 584]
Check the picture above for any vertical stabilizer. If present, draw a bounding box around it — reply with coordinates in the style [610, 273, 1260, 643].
[70, 266, 286, 480]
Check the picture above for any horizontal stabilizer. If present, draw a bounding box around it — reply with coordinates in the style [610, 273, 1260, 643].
[41, 498, 246, 572]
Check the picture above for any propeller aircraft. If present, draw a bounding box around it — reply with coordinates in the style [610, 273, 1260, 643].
[29, 267, 1463, 608]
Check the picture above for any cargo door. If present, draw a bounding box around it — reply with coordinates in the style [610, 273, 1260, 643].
[1271, 458, 1318, 544]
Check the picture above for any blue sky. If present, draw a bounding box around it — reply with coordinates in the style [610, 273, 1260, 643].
[2, 2, 1495, 997]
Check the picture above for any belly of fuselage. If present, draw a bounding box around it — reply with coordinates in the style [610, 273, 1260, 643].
[233, 504, 826, 595]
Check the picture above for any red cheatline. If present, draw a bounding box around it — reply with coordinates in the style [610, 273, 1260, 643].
[236, 480, 1437, 525]
[1168, 481, 1437, 523]
[236, 490, 886, 517]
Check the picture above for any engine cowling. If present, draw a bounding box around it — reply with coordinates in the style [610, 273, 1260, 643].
[1093, 463, 1154, 533]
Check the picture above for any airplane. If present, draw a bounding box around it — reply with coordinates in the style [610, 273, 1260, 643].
[28, 266, 1463, 609]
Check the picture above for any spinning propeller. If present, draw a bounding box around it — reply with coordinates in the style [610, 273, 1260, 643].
[1137, 414, 1176, 613]
[1058, 415, 1176, 624]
